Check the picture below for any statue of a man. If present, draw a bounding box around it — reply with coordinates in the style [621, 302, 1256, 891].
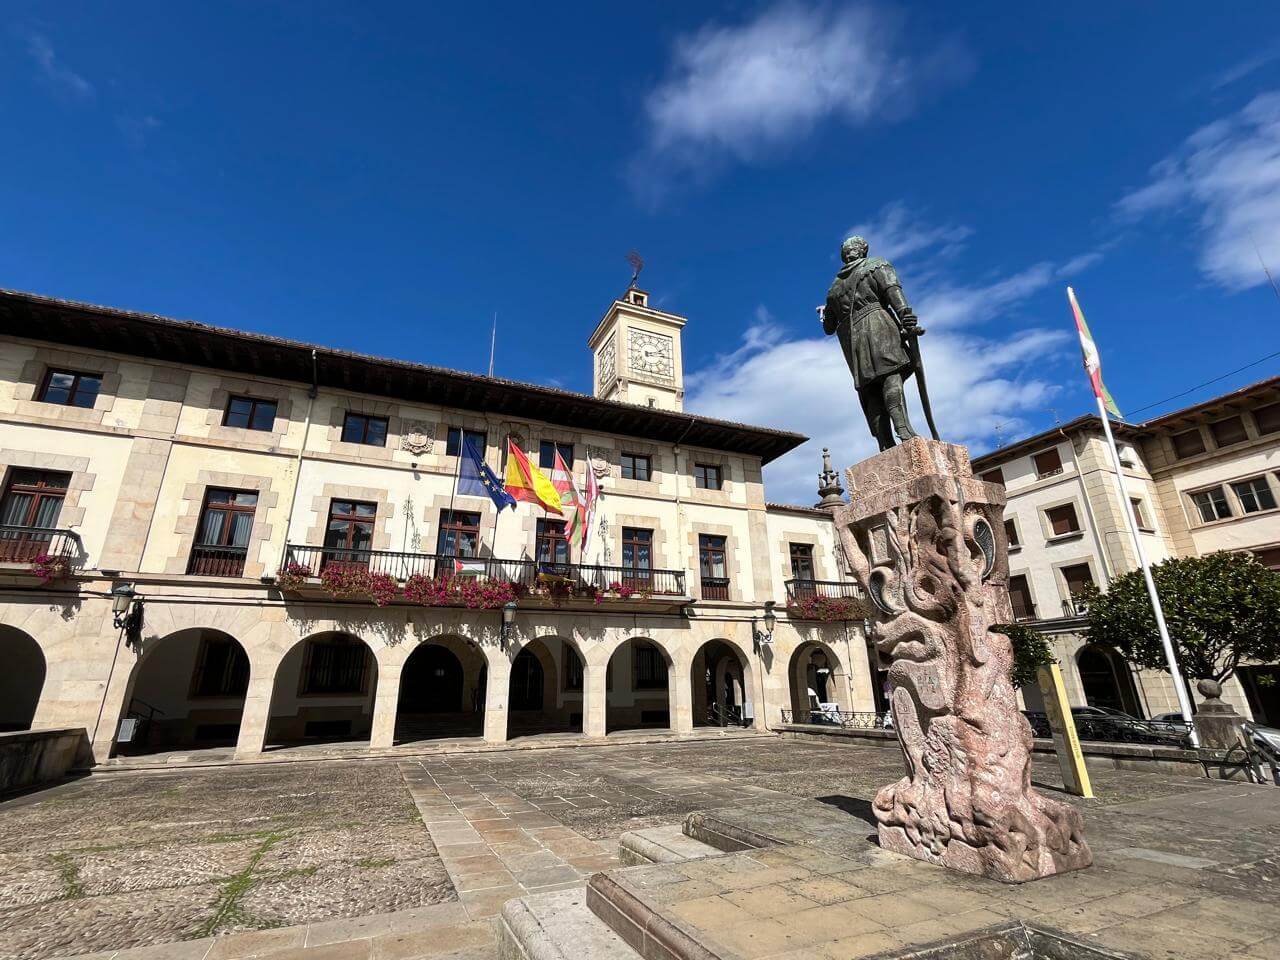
[823, 236, 922, 450]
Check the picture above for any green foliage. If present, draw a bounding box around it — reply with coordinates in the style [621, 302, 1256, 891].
[1082, 551, 1280, 684]
[992, 622, 1056, 688]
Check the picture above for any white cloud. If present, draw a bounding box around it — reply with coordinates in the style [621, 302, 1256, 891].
[24, 31, 94, 100]
[1117, 92, 1280, 291]
[633, 3, 969, 195]
[845, 201, 972, 263]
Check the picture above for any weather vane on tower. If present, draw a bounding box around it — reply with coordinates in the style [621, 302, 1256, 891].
[626, 250, 645, 289]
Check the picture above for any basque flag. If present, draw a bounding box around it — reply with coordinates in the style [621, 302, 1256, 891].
[459, 437, 517, 511]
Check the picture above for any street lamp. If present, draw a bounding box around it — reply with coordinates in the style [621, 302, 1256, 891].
[111, 583, 136, 630]
[500, 599, 518, 648]
[752, 600, 776, 652]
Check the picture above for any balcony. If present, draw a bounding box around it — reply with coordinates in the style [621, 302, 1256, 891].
[784, 578, 863, 603]
[700, 577, 730, 601]
[281, 543, 688, 606]
[0, 525, 85, 569]
[187, 544, 249, 577]
[784, 578, 867, 621]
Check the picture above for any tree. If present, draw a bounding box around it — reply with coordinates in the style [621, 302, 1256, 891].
[993, 622, 1056, 689]
[1081, 552, 1280, 685]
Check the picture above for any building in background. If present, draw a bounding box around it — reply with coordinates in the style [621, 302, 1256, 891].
[972, 376, 1280, 725]
[0, 286, 872, 764]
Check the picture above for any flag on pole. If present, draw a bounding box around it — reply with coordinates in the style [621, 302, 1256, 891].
[580, 460, 600, 555]
[458, 437, 517, 511]
[553, 451, 584, 545]
[504, 439, 563, 514]
[1068, 286, 1122, 418]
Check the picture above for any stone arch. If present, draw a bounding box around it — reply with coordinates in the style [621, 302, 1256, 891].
[1076, 643, 1142, 717]
[118, 627, 251, 755]
[788, 640, 851, 722]
[396, 634, 486, 743]
[606, 636, 674, 734]
[508, 635, 584, 739]
[0, 625, 45, 731]
[265, 630, 378, 746]
[691, 638, 753, 728]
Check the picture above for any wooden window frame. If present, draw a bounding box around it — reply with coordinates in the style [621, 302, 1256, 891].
[1129, 497, 1154, 532]
[222, 395, 278, 431]
[633, 641, 668, 690]
[1032, 448, 1063, 480]
[1045, 503, 1081, 538]
[189, 634, 250, 699]
[446, 427, 487, 457]
[341, 412, 389, 447]
[1007, 573, 1036, 621]
[37, 368, 103, 408]
[699, 533, 729, 599]
[789, 542, 815, 580]
[188, 488, 259, 576]
[1060, 562, 1095, 604]
[1190, 485, 1233, 524]
[694, 463, 723, 490]
[620, 453, 652, 482]
[437, 509, 482, 558]
[299, 637, 371, 696]
[1, 469, 69, 528]
[1231, 476, 1278, 515]
[538, 441, 574, 470]
[536, 517, 569, 565]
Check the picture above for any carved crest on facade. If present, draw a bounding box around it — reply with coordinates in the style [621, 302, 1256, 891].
[587, 445, 611, 479]
[400, 422, 435, 456]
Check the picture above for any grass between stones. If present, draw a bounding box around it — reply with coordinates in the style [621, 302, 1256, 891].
[52, 853, 85, 900]
[193, 831, 286, 938]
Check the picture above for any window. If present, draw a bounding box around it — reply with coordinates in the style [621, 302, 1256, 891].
[446, 427, 486, 457]
[188, 488, 258, 576]
[301, 637, 370, 694]
[633, 641, 668, 690]
[1210, 415, 1247, 448]
[341, 412, 388, 447]
[536, 518, 569, 565]
[694, 464, 723, 490]
[620, 452, 651, 481]
[1191, 486, 1232, 524]
[1129, 498, 1154, 531]
[538, 441, 574, 470]
[980, 468, 1004, 487]
[1046, 503, 1081, 537]
[0, 469, 69, 561]
[1008, 574, 1036, 621]
[1033, 448, 1063, 479]
[223, 396, 277, 431]
[1255, 402, 1280, 436]
[437, 510, 481, 557]
[191, 635, 250, 697]
[789, 543, 815, 580]
[564, 650, 584, 691]
[621, 527, 653, 589]
[1232, 476, 1277, 515]
[38, 369, 101, 408]
[323, 499, 377, 568]
[1004, 518, 1020, 548]
[1061, 564, 1095, 603]
[1172, 429, 1206, 459]
[1254, 546, 1280, 571]
[699, 534, 729, 600]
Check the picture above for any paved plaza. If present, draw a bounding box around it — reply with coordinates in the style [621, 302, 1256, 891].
[0, 735, 1272, 959]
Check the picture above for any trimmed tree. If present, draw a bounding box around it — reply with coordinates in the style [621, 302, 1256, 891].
[1081, 551, 1280, 685]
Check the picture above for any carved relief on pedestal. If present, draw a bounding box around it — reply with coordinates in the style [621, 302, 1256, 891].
[400, 422, 435, 456]
[835, 437, 1092, 883]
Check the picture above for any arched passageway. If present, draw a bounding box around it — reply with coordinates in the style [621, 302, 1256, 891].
[1077, 644, 1143, 716]
[265, 632, 377, 746]
[117, 628, 249, 754]
[508, 637, 584, 738]
[0, 626, 45, 732]
[606, 638, 673, 733]
[788, 641, 849, 723]
[396, 638, 485, 743]
[691, 639, 750, 727]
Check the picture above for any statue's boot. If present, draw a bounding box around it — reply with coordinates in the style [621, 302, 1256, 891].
[885, 374, 918, 443]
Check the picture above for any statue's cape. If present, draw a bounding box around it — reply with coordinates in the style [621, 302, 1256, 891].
[832, 256, 892, 291]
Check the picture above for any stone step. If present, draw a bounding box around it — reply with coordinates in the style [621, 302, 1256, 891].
[618, 824, 723, 866]
[499, 888, 642, 960]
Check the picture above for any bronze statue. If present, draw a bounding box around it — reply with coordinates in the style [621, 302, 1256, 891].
[823, 236, 939, 449]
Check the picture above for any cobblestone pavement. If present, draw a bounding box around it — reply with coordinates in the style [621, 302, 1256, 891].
[3, 735, 1243, 960]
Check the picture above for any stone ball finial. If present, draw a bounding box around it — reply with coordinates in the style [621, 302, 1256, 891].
[1196, 678, 1223, 700]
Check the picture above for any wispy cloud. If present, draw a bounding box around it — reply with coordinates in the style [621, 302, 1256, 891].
[1117, 92, 1280, 291]
[631, 3, 970, 199]
[23, 30, 94, 100]
[1209, 43, 1280, 91]
[845, 201, 972, 263]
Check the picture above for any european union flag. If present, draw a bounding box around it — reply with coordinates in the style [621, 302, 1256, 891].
[459, 437, 517, 511]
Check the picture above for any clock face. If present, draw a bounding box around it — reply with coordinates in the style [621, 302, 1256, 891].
[597, 334, 617, 392]
[628, 330, 674, 382]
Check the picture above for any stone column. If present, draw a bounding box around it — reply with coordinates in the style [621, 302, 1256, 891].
[369, 662, 403, 750]
[584, 663, 608, 738]
[484, 654, 511, 744]
[234, 670, 276, 758]
[835, 438, 1092, 883]
[671, 657, 694, 734]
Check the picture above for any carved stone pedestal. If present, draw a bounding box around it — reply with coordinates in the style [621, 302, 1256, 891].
[834, 438, 1092, 883]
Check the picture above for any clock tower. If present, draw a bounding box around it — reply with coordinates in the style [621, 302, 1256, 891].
[588, 287, 686, 411]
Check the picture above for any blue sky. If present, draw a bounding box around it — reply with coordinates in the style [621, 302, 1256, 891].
[4, 2, 1280, 502]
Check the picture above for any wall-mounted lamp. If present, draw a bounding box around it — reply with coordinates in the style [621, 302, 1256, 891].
[111, 582, 145, 647]
[500, 599, 518, 649]
[752, 600, 777, 652]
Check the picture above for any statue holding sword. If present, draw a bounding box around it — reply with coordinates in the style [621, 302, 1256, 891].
[820, 235, 940, 450]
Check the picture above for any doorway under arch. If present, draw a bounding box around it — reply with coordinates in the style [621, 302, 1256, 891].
[1077, 644, 1143, 717]
[118, 628, 249, 754]
[266, 632, 377, 746]
[396, 638, 485, 743]
[606, 638, 673, 733]
[788, 641, 849, 723]
[0, 626, 46, 732]
[691, 639, 750, 727]
[508, 637, 584, 739]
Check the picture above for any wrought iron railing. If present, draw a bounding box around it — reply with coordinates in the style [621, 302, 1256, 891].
[282, 544, 687, 596]
[706, 703, 747, 727]
[1022, 711, 1192, 747]
[0, 525, 85, 566]
[780, 708, 893, 729]
[1061, 597, 1090, 618]
[187, 544, 249, 577]
[700, 577, 730, 601]
[783, 578, 864, 603]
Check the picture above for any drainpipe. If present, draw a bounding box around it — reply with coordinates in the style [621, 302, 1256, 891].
[278, 350, 319, 569]
[670, 416, 697, 591]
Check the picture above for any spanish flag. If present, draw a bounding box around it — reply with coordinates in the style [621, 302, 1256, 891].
[504, 439, 563, 514]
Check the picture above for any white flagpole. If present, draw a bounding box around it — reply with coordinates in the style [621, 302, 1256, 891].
[1093, 397, 1199, 746]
